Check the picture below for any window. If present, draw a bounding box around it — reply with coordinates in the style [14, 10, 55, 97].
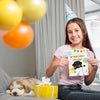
[85, 0, 100, 84]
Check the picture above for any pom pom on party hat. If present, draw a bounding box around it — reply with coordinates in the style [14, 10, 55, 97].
[65, 4, 77, 23]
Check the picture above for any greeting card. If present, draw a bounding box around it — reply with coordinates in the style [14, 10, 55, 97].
[67, 49, 88, 76]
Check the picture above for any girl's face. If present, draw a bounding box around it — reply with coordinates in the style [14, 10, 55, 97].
[67, 23, 83, 46]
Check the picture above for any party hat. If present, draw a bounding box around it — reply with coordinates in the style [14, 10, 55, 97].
[65, 4, 77, 23]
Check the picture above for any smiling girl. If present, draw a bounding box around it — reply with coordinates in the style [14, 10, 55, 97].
[46, 18, 100, 100]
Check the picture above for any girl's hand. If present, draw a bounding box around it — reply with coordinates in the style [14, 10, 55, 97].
[46, 57, 68, 77]
[58, 57, 68, 67]
[87, 58, 98, 71]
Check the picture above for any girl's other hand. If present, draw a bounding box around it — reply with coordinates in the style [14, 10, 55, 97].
[58, 57, 68, 67]
[46, 56, 68, 77]
[87, 58, 98, 71]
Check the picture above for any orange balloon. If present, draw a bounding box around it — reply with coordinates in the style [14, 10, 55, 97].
[2, 22, 34, 49]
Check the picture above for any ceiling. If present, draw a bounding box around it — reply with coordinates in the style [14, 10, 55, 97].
[85, 0, 100, 14]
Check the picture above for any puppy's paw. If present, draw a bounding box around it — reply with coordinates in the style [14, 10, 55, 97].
[22, 93, 30, 96]
[22, 91, 34, 97]
[29, 91, 34, 96]
[6, 90, 11, 95]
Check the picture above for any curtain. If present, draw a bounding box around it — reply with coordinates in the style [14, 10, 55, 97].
[33, 0, 85, 84]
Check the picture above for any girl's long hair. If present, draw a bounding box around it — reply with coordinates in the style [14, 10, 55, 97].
[65, 18, 95, 57]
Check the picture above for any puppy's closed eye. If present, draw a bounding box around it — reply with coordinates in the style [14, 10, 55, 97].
[18, 87, 24, 90]
[9, 88, 13, 92]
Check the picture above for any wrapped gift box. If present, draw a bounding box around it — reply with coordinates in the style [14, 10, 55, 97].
[34, 85, 58, 99]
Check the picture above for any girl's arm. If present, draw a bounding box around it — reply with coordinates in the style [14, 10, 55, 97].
[46, 56, 68, 77]
[84, 58, 98, 85]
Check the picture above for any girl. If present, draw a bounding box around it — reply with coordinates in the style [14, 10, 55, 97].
[46, 18, 100, 100]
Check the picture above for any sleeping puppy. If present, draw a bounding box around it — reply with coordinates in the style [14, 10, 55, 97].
[6, 78, 40, 96]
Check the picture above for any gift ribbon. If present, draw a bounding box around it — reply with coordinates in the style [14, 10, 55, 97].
[52, 86, 54, 98]
[37, 85, 54, 98]
[37, 85, 40, 98]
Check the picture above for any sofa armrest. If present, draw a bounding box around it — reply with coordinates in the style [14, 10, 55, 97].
[0, 68, 11, 93]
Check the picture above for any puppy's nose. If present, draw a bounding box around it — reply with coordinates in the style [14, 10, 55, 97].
[13, 92, 17, 96]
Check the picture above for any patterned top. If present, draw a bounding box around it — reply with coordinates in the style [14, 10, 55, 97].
[54, 45, 94, 85]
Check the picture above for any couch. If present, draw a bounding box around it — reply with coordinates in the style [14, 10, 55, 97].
[0, 68, 59, 100]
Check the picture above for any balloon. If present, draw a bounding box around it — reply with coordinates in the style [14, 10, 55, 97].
[17, 0, 47, 23]
[0, 30, 8, 37]
[0, 0, 22, 30]
[2, 22, 34, 49]
[65, 4, 77, 23]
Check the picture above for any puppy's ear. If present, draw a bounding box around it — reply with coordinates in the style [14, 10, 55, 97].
[24, 84, 31, 93]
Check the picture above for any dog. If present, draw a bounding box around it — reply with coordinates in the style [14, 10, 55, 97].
[6, 77, 40, 96]
[72, 61, 82, 69]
